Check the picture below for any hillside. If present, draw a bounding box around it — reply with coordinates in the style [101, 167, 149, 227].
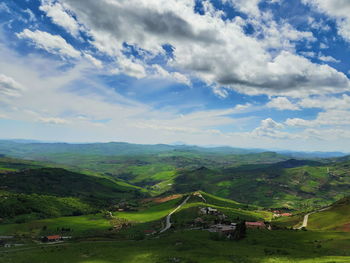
[0, 168, 143, 201]
[0, 191, 270, 238]
[172, 159, 350, 209]
[307, 197, 350, 231]
[0, 162, 148, 222]
[2, 191, 350, 263]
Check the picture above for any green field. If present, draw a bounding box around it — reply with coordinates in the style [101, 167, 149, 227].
[1, 142, 350, 262]
[0, 214, 111, 238]
[308, 197, 350, 231]
[2, 230, 350, 263]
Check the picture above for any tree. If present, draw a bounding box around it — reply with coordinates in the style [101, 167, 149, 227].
[232, 221, 246, 241]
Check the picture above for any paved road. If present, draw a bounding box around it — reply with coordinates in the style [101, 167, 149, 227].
[159, 195, 191, 233]
[298, 206, 330, 229]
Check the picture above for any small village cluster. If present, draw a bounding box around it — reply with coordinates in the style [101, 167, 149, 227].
[195, 206, 267, 236]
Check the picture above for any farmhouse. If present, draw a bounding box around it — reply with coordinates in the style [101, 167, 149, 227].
[273, 211, 293, 218]
[200, 207, 218, 215]
[281, 213, 292, 217]
[42, 235, 62, 242]
[245, 221, 266, 229]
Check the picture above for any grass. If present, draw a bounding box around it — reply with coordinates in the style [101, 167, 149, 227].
[0, 195, 184, 239]
[1, 230, 350, 263]
[308, 198, 350, 231]
[114, 197, 182, 223]
[0, 214, 111, 238]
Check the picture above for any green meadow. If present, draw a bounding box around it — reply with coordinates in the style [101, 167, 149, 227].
[2, 230, 350, 263]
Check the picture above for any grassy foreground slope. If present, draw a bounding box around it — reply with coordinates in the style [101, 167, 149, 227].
[308, 197, 350, 231]
[1, 192, 350, 262]
[2, 230, 350, 263]
[0, 192, 269, 239]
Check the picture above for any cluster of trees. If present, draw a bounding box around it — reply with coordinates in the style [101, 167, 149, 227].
[0, 193, 94, 223]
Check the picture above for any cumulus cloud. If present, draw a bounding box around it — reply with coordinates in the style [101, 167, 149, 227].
[303, 0, 350, 42]
[41, 0, 349, 97]
[267, 97, 300, 111]
[17, 29, 81, 58]
[40, 0, 81, 37]
[0, 74, 24, 97]
[251, 118, 290, 138]
[223, 0, 262, 17]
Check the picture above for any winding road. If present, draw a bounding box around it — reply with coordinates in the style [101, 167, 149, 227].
[159, 195, 191, 233]
[297, 206, 331, 229]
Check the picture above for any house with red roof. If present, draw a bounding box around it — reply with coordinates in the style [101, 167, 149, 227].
[245, 221, 266, 229]
[42, 235, 62, 242]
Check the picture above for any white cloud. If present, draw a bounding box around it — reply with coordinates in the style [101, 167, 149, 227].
[212, 86, 229, 98]
[83, 53, 103, 68]
[300, 51, 316, 58]
[320, 43, 328, 49]
[49, 0, 349, 97]
[303, 0, 350, 42]
[298, 94, 350, 110]
[17, 29, 81, 58]
[116, 57, 146, 79]
[286, 109, 350, 127]
[308, 17, 331, 32]
[319, 55, 340, 63]
[267, 97, 300, 111]
[0, 74, 24, 97]
[285, 118, 314, 127]
[223, 0, 262, 17]
[3, 1, 350, 151]
[251, 118, 290, 139]
[233, 103, 252, 111]
[23, 9, 36, 22]
[151, 64, 190, 85]
[261, 118, 284, 129]
[40, 1, 81, 37]
[38, 117, 69, 124]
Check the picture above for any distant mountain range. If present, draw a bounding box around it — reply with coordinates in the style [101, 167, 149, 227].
[0, 139, 347, 159]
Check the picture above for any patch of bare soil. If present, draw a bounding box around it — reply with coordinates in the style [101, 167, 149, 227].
[142, 194, 182, 204]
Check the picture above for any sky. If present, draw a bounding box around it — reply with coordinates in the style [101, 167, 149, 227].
[0, 0, 350, 152]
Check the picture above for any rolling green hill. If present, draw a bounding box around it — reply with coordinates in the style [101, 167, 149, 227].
[0, 159, 148, 222]
[307, 197, 350, 231]
[0, 191, 269, 239]
[0, 168, 143, 202]
[1, 192, 350, 263]
[172, 159, 350, 209]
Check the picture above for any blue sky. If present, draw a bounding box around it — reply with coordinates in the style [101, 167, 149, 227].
[0, 0, 350, 151]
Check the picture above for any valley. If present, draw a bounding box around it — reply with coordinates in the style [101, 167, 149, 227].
[0, 141, 350, 262]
